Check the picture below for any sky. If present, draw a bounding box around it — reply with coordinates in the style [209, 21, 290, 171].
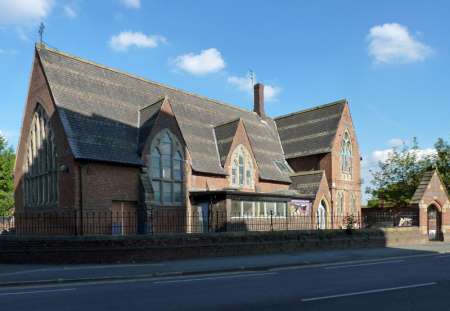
[0, 0, 449, 202]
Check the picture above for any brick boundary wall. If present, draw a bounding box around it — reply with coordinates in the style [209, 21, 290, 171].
[0, 228, 427, 264]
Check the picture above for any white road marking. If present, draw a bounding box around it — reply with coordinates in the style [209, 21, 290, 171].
[153, 272, 277, 284]
[0, 268, 52, 277]
[301, 282, 437, 302]
[324, 260, 404, 270]
[270, 253, 439, 272]
[61, 263, 165, 271]
[0, 288, 76, 296]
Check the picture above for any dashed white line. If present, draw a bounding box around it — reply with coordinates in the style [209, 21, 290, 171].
[0, 288, 76, 296]
[324, 260, 404, 270]
[153, 272, 277, 284]
[301, 282, 437, 302]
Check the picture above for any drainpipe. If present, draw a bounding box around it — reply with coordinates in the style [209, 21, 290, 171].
[78, 163, 84, 236]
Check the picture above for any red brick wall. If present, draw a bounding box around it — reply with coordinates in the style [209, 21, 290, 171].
[329, 103, 361, 216]
[415, 172, 450, 238]
[14, 50, 77, 213]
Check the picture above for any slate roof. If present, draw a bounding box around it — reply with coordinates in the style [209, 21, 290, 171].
[214, 119, 240, 166]
[275, 101, 346, 159]
[410, 170, 450, 204]
[36, 45, 290, 182]
[289, 170, 325, 199]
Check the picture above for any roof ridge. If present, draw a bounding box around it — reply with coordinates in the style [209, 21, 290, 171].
[274, 99, 347, 120]
[290, 170, 324, 177]
[36, 44, 257, 116]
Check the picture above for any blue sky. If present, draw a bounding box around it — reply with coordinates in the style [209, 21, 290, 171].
[0, 0, 449, 201]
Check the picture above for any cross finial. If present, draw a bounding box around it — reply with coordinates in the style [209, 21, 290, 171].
[38, 22, 45, 44]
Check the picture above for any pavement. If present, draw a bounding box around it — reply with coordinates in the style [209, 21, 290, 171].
[0, 242, 449, 288]
[1, 243, 450, 310]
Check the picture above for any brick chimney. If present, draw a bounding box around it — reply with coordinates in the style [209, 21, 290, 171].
[253, 83, 265, 118]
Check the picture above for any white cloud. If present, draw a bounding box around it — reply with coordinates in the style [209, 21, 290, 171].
[367, 23, 432, 64]
[109, 31, 166, 52]
[264, 85, 282, 102]
[63, 5, 77, 19]
[119, 0, 140, 9]
[0, 48, 17, 55]
[173, 48, 226, 75]
[227, 74, 282, 102]
[0, 0, 53, 25]
[227, 75, 252, 92]
[388, 138, 405, 147]
[0, 129, 19, 146]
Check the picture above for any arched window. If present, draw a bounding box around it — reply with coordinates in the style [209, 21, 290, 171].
[230, 145, 254, 188]
[341, 131, 352, 176]
[336, 192, 344, 216]
[23, 104, 58, 208]
[149, 130, 184, 204]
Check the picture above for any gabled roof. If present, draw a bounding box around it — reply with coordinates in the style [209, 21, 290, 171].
[36, 45, 290, 182]
[289, 170, 325, 199]
[411, 170, 449, 204]
[275, 100, 346, 158]
[214, 118, 240, 166]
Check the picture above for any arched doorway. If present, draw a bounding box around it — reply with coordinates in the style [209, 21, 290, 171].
[427, 205, 442, 241]
[317, 200, 327, 230]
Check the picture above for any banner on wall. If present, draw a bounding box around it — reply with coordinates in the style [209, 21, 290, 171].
[291, 200, 312, 216]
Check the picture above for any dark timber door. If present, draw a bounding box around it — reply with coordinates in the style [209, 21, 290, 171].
[427, 206, 441, 241]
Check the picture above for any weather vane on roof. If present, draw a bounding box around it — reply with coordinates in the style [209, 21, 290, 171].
[38, 22, 45, 44]
[248, 70, 255, 87]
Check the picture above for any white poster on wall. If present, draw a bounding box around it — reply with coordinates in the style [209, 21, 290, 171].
[291, 200, 312, 216]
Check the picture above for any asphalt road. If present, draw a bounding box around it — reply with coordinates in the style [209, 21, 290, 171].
[2, 253, 450, 311]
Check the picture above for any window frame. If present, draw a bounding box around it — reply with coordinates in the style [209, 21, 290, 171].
[23, 104, 58, 208]
[230, 200, 287, 219]
[230, 145, 255, 189]
[149, 129, 184, 206]
[341, 130, 352, 177]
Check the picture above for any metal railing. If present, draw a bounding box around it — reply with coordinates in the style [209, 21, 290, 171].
[0, 209, 419, 237]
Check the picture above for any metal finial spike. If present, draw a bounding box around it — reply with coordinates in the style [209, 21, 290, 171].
[38, 22, 45, 44]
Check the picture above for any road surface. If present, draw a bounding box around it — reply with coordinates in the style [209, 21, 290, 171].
[2, 253, 450, 310]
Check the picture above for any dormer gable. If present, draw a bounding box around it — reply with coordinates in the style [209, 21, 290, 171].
[214, 119, 259, 189]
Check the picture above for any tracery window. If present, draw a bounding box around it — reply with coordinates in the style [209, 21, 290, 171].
[341, 131, 352, 176]
[350, 193, 357, 216]
[336, 192, 344, 216]
[230, 145, 254, 188]
[149, 130, 184, 204]
[23, 104, 58, 208]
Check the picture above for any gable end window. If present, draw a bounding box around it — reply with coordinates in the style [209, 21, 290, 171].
[23, 104, 58, 208]
[230, 145, 254, 188]
[149, 130, 184, 205]
[341, 131, 352, 177]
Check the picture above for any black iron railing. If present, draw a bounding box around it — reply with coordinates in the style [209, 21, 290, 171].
[0, 209, 419, 237]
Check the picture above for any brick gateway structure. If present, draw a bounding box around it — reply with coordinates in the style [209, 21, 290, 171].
[13, 44, 362, 236]
[410, 170, 450, 241]
[361, 170, 450, 241]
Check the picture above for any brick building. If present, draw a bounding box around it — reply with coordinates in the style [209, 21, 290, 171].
[13, 45, 361, 235]
[411, 170, 450, 241]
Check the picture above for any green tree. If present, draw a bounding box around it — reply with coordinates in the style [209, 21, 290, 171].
[0, 134, 15, 216]
[433, 137, 450, 193]
[366, 138, 433, 208]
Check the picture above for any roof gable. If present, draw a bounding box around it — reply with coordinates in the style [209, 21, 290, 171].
[214, 118, 240, 166]
[36, 45, 290, 182]
[411, 170, 450, 204]
[275, 100, 346, 158]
